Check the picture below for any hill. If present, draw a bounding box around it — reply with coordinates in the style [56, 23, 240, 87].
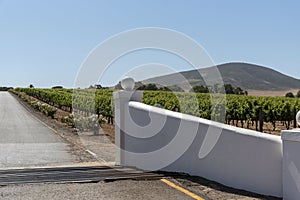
[143, 62, 300, 91]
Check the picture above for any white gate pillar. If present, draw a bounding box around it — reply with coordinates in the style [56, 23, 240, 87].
[281, 111, 300, 200]
[113, 77, 143, 165]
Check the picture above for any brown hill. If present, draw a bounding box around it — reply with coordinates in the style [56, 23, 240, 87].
[144, 62, 300, 91]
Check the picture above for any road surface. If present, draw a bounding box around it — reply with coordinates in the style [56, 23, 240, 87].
[0, 180, 199, 200]
[0, 92, 75, 168]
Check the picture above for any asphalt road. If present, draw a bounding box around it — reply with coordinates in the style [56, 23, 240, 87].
[0, 180, 196, 200]
[0, 177, 276, 200]
[0, 92, 75, 168]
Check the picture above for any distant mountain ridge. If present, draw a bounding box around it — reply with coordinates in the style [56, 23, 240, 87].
[143, 62, 300, 91]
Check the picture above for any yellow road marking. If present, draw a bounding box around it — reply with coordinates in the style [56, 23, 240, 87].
[160, 178, 205, 200]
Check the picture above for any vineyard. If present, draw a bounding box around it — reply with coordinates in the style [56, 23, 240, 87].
[11, 88, 300, 134]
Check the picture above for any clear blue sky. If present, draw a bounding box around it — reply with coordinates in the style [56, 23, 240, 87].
[0, 0, 299, 88]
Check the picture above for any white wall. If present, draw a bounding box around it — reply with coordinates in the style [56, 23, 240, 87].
[118, 100, 283, 197]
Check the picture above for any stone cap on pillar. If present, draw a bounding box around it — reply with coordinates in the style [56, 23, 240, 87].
[281, 110, 300, 142]
[113, 77, 143, 102]
[121, 77, 135, 91]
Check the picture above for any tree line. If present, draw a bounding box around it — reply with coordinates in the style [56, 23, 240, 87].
[12, 87, 300, 133]
[285, 90, 300, 98]
[0, 87, 13, 91]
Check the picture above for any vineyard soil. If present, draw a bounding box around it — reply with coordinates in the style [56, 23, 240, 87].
[227, 120, 295, 136]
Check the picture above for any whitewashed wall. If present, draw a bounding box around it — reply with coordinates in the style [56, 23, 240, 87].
[113, 90, 300, 198]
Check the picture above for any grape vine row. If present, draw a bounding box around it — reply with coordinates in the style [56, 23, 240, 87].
[12, 88, 300, 131]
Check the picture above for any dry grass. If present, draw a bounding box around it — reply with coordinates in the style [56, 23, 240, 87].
[247, 89, 298, 97]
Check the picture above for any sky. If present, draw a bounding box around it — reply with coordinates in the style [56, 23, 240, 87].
[0, 0, 299, 88]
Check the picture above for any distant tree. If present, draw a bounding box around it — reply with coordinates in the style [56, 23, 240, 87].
[137, 83, 158, 91]
[95, 84, 103, 89]
[0, 87, 13, 91]
[285, 92, 295, 98]
[159, 87, 172, 92]
[191, 85, 209, 93]
[297, 90, 300, 98]
[224, 84, 234, 94]
[234, 87, 244, 95]
[158, 85, 184, 92]
[222, 84, 247, 95]
[29, 84, 34, 88]
[146, 84, 158, 90]
[52, 86, 63, 89]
